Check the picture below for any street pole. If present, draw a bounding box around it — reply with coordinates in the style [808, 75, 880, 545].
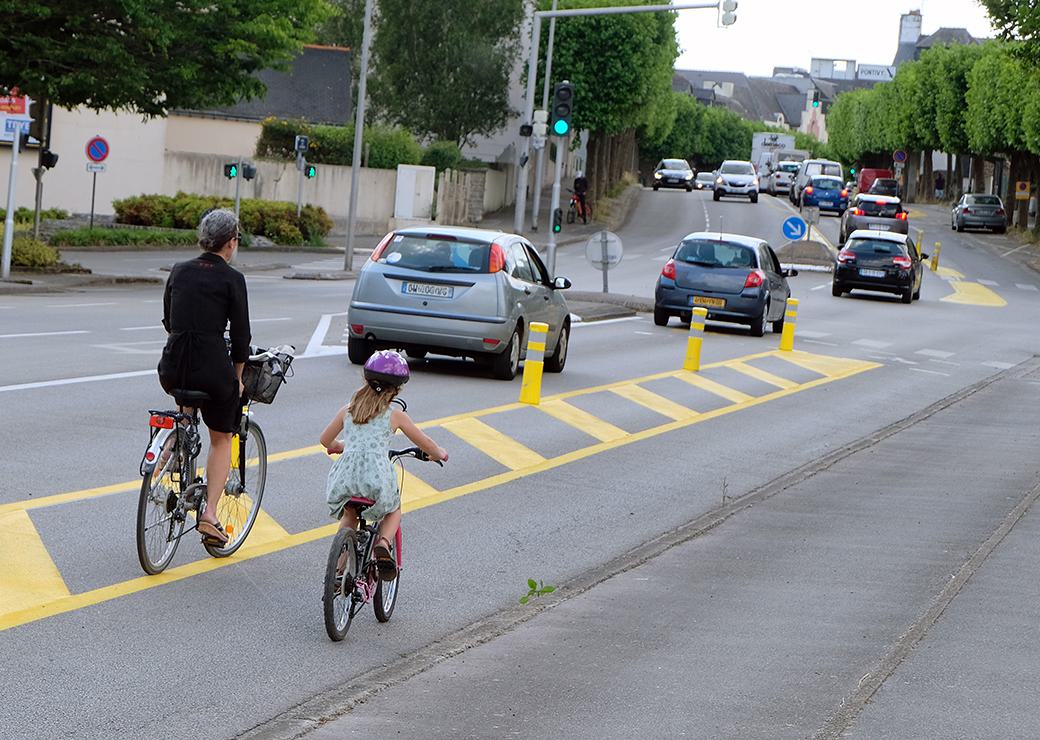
[233, 157, 243, 221]
[296, 153, 305, 216]
[547, 141, 564, 276]
[89, 173, 97, 229]
[530, 0, 558, 231]
[601, 231, 609, 294]
[2, 129, 22, 280]
[345, 0, 374, 272]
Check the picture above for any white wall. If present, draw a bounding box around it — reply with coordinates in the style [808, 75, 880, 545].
[165, 116, 261, 157]
[483, 168, 509, 213]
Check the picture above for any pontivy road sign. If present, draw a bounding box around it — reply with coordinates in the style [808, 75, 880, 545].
[86, 135, 110, 163]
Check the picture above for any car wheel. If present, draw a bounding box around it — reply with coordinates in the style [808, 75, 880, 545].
[713, 191, 720, 201]
[750, 193, 758, 203]
[653, 307, 670, 326]
[901, 288, 913, 304]
[749, 312, 765, 337]
[347, 336, 373, 365]
[490, 328, 521, 380]
[951, 218, 956, 231]
[912, 287, 921, 300]
[653, 185, 659, 192]
[686, 185, 693, 192]
[955, 219, 964, 232]
[831, 282, 843, 297]
[996, 225, 1007, 234]
[544, 322, 569, 373]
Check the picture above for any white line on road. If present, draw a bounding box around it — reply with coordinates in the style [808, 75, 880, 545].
[44, 302, 117, 309]
[852, 339, 891, 349]
[915, 349, 954, 359]
[798, 330, 832, 339]
[572, 316, 642, 329]
[252, 317, 293, 323]
[302, 312, 346, 358]
[801, 338, 839, 347]
[910, 367, 950, 377]
[1002, 244, 1031, 257]
[983, 360, 1016, 370]
[1015, 283, 1038, 291]
[0, 369, 156, 393]
[929, 359, 960, 367]
[120, 325, 162, 331]
[0, 330, 90, 339]
[634, 330, 655, 336]
[978, 279, 999, 286]
[810, 283, 828, 291]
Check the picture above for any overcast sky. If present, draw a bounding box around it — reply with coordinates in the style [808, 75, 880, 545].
[674, 0, 996, 76]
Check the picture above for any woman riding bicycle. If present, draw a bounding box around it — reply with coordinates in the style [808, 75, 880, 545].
[157, 208, 251, 546]
[320, 351, 447, 581]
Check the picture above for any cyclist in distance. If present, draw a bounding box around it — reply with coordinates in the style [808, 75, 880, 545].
[157, 208, 251, 546]
[320, 351, 448, 581]
[573, 170, 590, 224]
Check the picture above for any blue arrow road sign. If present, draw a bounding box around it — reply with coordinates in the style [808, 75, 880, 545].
[782, 215, 808, 240]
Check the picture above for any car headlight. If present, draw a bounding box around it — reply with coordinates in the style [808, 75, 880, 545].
[684, 172, 693, 179]
[752, 178, 759, 187]
[654, 172, 663, 179]
[716, 176, 723, 183]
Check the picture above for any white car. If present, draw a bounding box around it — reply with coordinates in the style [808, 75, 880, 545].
[713, 160, 759, 203]
[764, 160, 801, 195]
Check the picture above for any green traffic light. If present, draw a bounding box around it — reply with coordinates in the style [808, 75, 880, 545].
[229, 165, 238, 177]
[552, 119, 570, 136]
[553, 223, 561, 233]
[306, 165, 316, 178]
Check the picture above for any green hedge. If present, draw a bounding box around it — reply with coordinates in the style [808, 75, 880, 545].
[49, 227, 200, 247]
[0, 207, 70, 223]
[12, 236, 61, 267]
[256, 117, 423, 169]
[111, 192, 333, 246]
[420, 141, 463, 171]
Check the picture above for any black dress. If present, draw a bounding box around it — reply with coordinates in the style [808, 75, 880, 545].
[157, 252, 251, 433]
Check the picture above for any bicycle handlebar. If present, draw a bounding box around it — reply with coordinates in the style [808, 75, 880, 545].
[389, 447, 444, 466]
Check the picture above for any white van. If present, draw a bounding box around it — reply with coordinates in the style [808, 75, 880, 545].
[790, 159, 844, 205]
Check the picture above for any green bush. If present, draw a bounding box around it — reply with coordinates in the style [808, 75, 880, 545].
[0, 207, 71, 223]
[49, 227, 199, 247]
[421, 141, 463, 171]
[112, 195, 177, 227]
[256, 117, 422, 169]
[12, 235, 61, 267]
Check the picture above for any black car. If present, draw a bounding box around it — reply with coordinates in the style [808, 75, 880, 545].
[653, 159, 694, 191]
[832, 230, 927, 304]
[654, 232, 796, 336]
[868, 178, 901, 197]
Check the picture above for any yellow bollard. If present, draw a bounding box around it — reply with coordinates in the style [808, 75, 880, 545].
[930, 241, 941, 272]
[518, 322, 549, 405]
[683, 307, 708, 372]
[778, 297, 799, 352]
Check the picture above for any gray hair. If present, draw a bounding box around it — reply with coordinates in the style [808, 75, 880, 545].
[198, 208, 239, 252]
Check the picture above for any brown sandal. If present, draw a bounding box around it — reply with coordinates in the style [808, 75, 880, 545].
[199, 519, 229, 545]
[372, 536, 398, 582]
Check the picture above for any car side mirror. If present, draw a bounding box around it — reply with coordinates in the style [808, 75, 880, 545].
[553, 276, 572, 290]
[920, 253, 929, 260]
[782, 268, 799, 277]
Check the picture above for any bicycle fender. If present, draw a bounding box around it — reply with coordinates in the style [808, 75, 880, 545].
[140, 427, 175, 476]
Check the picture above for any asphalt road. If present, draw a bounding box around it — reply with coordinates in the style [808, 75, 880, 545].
[1, 189, 1038, 739]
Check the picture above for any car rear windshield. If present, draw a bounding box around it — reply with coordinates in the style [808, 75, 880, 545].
[847, 238, 908, 256]
[812, 177, 844, 190]
[378, 234, 490, 273]
[857, 199, 903, 216]
[807, 162, 841, 177]
[778, 162, 800, 173]
[661, 159, 689, 170]
[720, 163, 754, 175]
[967, 195, 1001, 205]
[696, 172, 714, 180]
[675, 239, 758, 268]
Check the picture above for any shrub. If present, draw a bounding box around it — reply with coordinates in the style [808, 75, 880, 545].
[49, 227, 199, 247]
[0, 207, 71, 223]
[12, 235, 60, 267]
[112, 195, 177, 227]
[256, 117, 422, 169]
[421, 141, 463, 172]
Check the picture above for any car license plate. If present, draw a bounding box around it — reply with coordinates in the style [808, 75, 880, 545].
[402, 282, 453, 298]
[820, 200, 833, 207]
[859, 269, 886, 278]
[868, 223, 890, 230]
[690, 295, 725, 308]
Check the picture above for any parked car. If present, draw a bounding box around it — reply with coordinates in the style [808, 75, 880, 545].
[790, 158, 843, 204]
[654, 232, 797, 336]
[653, 159, 694, 191]
[857, 168, 893, 194]
[764, 160, 801, 196]
[347, 226, 571, 380]
[951, 194, 1007, 233]
[799, 175, 849, 214]
[868, 178, 901, 197]
[832, 229, 927, 304]
[694, 171, 716, 190]
[713, 160, 759, 203]
[839, 194, 909, 242]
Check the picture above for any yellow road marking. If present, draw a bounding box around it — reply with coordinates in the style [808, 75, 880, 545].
[221, 495, 289, 548]
[674, 372, 753, 403]
[610, 383, 699, 421]
[538, 398, 628, 442]
[727, 361, 799, 390]
[0, 350, 881, 633]
[0, 510, 71, 614]
[941, 281, 1007, 307]
[933, 265, 965, 279]
[398, 467, 440, 506]
[775, 351, 876, 379]
[441, 417, 546, 470]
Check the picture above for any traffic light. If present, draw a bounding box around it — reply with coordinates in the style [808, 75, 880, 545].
[224, 163, 238, 179]
[552, 208, 562, 234]
[550, 81, 574, 137]
[811, 90, 820, 109]
[305, 164, 317, 179]
[849, 166, 857, 176]
[721, 0, 737, 25]
[39, 149, 58, 169]
[242, 164, 257, 181]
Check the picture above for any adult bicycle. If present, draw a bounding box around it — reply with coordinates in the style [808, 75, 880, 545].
[135, 345, 293, 575]
[566, 188, 590, 224]
[322, 446, 442, 641]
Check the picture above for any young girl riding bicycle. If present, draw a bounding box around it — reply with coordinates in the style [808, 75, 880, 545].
[320, 350, 448, 581]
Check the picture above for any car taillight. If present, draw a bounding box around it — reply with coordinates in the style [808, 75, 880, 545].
[841, 189, 848, 197]
[837, 249, 856, 264]
[853, 208, 864, 216]
[744, 269, 765, 289]
[149, 414, 175, 429]
[804, 186, 814, 195]
[962, 208, 972, 215]
[488, 242, 506, 273]
[996, 207, 1005, 215]
[370, 232, 395, 262]
[893, 255, 912, 269]
[350, 324, 364, 335]
[661, 259, 676, 281]
[896, 212, 908, 220]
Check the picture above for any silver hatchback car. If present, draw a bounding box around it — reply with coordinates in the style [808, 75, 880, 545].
[347, 226, 572, 380]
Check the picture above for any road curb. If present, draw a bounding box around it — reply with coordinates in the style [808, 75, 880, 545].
[0, 273, 163, 294]
[567, 290, 652, 312]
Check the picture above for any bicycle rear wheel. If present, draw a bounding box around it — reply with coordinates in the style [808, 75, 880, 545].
[323, 529, 359, 641]
[136, 428, 187, 575]
[204, 419, 267, 558]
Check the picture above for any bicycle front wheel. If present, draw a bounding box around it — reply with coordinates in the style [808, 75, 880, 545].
[323, 529, 359, 641]
[204, 419, 268, 558]
[374, 528, 402, 622]
[136, 429, 187, 575]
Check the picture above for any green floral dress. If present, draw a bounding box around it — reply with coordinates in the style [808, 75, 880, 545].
[325, 408, 399, 522]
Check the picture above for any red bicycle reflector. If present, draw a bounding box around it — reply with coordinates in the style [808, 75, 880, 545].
[145, 451, 156, 462]
[743, 269, 765, 288]
[149, 415, 175, 429]
[661, 258, 676, 280]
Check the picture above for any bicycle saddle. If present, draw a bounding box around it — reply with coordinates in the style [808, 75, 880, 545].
[172, 389, 212, 404]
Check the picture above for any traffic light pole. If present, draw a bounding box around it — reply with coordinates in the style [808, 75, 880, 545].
[345, 0, 374, 273]
[546, 142, 565, 277]
[530, 0, 558, 232]
[2, 130, 23, 280]
[296, 154, 305, 217]
[233, 158, 243, 221]
[513, 2, 721, 235]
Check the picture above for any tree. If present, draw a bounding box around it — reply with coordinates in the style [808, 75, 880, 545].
[368, 0, 524, 146]
[982, 1, 1040, 59]
[0, 0, 331, 116]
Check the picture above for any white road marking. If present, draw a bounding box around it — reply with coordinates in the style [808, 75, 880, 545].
[978, 279, 999, 286]
[634, 331, 655, 336]
[652, 255, 670, 262]
[0, 330, 90, 339]
[572, 316, 642, 328]
[929, 359, 960, 367]
[983, 361, 1016, 370]
[798, 330, 832, 339]
[252, 317, 293, 323]
[1015, 283, 1038, 291]
[0, 369, 156, 393]
[915, 349, 954, 359]
[1002, 244, 1031, 257]
[45, 302, 117, 309]
[302, 312, 347, 358]
[120, 325, 162, 332]
[888, 357, 919, 365]
[910, 367, 950, 377]
[810, 283, 828, 291]
[141, 299, 163, 304]
[852, 338, 891, 349]
[801, 338, 839, 347]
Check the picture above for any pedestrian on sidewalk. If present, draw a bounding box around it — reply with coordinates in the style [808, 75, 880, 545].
[935, 172, 945, 200]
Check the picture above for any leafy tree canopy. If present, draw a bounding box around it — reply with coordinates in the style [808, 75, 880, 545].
[0, 0, 331, 116]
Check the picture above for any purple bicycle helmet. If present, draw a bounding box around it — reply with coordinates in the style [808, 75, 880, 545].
[363, 350, 410, 392]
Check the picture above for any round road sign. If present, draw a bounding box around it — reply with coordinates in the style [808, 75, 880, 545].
[585, 230, 623, 271]
[86, 135, 110, 163]
[781, 215, 808, 240]
[892, 149, 907, 164]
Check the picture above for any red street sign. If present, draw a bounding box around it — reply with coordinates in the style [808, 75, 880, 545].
[86, 135, 110, 163]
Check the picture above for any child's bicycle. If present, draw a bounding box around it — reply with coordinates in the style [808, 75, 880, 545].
[322, 446, 442, 641]
[135, 345, 294, 575]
